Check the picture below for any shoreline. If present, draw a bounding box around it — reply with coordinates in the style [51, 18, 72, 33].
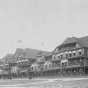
[0, 75, 88, 81]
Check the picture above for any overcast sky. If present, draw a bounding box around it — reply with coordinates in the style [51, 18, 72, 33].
[0, 0, 88, 57]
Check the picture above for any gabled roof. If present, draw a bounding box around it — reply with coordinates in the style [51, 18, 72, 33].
[56, 36, 88, 49]
[63, 37, 78, 44]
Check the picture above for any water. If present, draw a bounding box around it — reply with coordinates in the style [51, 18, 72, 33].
[0, 78, 88, 88]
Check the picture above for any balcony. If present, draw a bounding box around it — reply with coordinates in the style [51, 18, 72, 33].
[42, 62, 62, 71]
[66, 64, 81, 68]
[52, 48, 85, 61]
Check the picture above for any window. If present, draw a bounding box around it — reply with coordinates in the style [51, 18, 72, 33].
[31, 67, 33, 70]
[73, 53, 76, 56]
[77, 49, 82, 56]
[69, 53, 72, 57]
[79, 52, 82, 56]
[45, 65, 47, 69]
[60, 55, 63, 59]
[58, 56, 60, 59]
[55, 48, 59, 53]
[52, 55, 55, 60]
[49, 64, 51, 68]
[66, 54, 68, 58]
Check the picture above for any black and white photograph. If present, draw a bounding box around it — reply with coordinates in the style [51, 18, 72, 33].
[0, 0, 88, 88]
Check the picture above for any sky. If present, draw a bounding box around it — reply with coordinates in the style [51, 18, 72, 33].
[0, 0, 88, 57]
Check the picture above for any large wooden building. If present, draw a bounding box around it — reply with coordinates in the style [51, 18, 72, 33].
[30, 36, 88, 77]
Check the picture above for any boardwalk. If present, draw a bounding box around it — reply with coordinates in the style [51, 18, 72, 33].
[0, 77, 88, 88]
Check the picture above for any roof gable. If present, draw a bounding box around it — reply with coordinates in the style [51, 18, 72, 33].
[62, 36, 88, 48]
[63, 37, 78, 44]
[56, 36, 88, 50]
